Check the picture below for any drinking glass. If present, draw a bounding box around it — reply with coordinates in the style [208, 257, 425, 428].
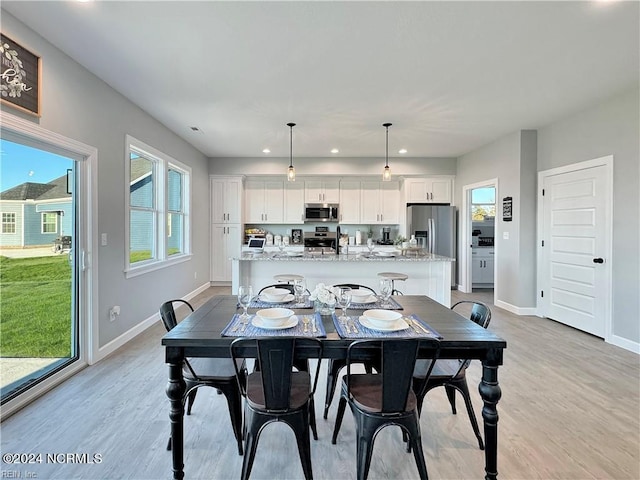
[379, 279, 392, 308]
[293, 278, 306, 305]
[336, 287, 352, 321]
[238, 285, 254, 328]
[277, 238, 285, 255]
[367, 238, 375, 255]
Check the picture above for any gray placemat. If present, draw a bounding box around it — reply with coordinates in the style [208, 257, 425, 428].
[245, 297, 313, 309]
[222, 313, 326, 337]
[348, 297, 403, 310]
[332, 313, 442, 339]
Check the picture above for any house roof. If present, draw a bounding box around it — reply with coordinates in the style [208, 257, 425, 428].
[0, 175, 71, 201]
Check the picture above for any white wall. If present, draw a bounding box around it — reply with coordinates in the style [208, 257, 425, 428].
[1, 12, 210, 349]
[538, 87, 640, 344]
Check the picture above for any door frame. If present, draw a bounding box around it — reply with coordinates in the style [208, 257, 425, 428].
[459, 178, 498, 299]
[536, 155, 613, 342]
[0, 111, 99, 419]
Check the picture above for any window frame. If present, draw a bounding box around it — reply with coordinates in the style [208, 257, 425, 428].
[124, 135, 191, 278]
[2, 212, 16, 234]
[41, 212, 58, 234]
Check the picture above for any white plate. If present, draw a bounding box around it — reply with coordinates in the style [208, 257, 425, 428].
[252, 315, 299, 330]
[351, 294, 377, 304]
[286, 252, 304, 257]
[359, 316, 409, 332]
[259, 293, 295, 303]
[376, 251, 395, 257]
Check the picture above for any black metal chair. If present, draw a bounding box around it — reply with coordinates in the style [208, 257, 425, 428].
[322, 284, 379, 419]
[159, 299, 245, 455]
[412, 300, 492, 450]
[258, 283, 295, 295]
[231, 337, 323, 480]
[331, 339, 441, 480]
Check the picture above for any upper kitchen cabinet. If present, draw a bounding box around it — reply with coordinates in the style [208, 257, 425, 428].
[210, 176, 243, 223]
[361, 181, 400, 224]
[245, 179, 284, 223]
[404, 177, 452, 204]
[339, 180, 361, 223]
[283, 182, 305, 224]
[305, 179, 340, 203]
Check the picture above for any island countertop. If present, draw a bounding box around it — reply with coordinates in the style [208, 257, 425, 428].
[233, 252, 454, 262]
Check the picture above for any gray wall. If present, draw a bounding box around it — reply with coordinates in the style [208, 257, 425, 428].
[537, 87, 640, 344]
[209, 156, 456, 177]
[1, 12, 210, 348]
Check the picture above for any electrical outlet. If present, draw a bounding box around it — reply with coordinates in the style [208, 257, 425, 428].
[109, 306, 120, 322]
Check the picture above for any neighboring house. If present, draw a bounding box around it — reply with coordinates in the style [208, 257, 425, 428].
[0, 174, 71, 248]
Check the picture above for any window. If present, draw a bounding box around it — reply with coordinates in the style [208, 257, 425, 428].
[125, 136, 191, 277]
[471, 187, 496, 221]
[41, 212, 57, 233]
[2, 212, 16, 233]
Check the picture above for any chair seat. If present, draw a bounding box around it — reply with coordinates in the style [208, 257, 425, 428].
[377, 272, 408, 281]
[186, 357, 240, 380]
[246, 371, 311, 410]
[274, 274, 304, 283]
[415, 358, 463, 380]
[344, 374, 417, 413]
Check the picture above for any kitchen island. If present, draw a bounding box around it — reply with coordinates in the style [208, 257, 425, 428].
[231, 251, 454, 306]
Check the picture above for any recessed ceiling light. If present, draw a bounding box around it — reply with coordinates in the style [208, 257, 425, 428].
[331, 148, 339, 154]
[262, 148, 271, 154]
[399, 149, 408, 154]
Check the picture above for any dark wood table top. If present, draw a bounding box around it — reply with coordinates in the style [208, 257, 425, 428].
[162, 295, 506, 362]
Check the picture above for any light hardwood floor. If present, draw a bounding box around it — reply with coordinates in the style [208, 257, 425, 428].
[1, 288, 638, 479]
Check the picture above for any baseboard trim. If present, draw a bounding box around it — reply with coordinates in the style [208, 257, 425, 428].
[95, 282, 212, 362]
[494, 299, 537, 316]
[609, 335, 640, 354]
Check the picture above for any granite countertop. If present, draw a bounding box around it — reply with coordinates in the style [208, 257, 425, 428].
[234, 252, 454, 262]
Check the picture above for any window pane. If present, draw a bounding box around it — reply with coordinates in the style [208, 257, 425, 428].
[42, 212, 57, 233]
[168, 169, 182, 212]
[472, 205, 496, 220]
[167, 213, 183, 256]
[472, 187, 495, 204]
[130, 153, 154, 209]
[2, 213, 16, 233]
[130, 210, 155, 263]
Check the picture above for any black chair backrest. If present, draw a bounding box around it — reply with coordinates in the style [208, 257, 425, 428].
[230, 337, 323, 411]
[452, 301, 491, 329]
[159, 299, 194, 332]
[258, 284, 295, 295]
[346, 339, 440, 413]
[333, 284, 377, 295]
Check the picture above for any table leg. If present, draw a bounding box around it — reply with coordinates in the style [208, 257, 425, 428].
[479, 349, 502, 480]
[167, 358, 186, 480]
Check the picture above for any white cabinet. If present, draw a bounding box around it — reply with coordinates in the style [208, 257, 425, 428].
[211, 224, 241, 282]
[361, 181, 400, 224]
[305, 179, 340, 203]
[339, 180, 361, 223]
[210, 176, 243, 223]
[405, 177, 452, 204]
[472, 248, 495, 285]
[245, 180, 284, 223]
[283, 182, 305, 224]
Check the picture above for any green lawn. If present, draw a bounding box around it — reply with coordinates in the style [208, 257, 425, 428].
[0, 255, 72, 358]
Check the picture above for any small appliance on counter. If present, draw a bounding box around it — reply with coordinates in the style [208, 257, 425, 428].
[377, 227, 394, 245]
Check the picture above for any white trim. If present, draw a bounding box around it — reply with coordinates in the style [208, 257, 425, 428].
[124, 253, 192, 279]
[609, 335, 640, 355]
[537, 155, 614, 343]
[0, 110, 99, 404]
[494, 299, 537, 316]
[93, 281, 211, 362]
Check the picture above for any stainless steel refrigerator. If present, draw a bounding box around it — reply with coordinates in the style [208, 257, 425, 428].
[407, 205, 456, 286]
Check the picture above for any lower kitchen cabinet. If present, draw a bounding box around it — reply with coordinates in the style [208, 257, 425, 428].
[472, 248, 494, 285]
[211, 224, 241, 282]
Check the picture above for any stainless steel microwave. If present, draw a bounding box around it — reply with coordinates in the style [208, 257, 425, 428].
[304, 203, 339, 223]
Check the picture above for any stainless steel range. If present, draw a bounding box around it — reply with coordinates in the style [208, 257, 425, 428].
[303, 226, 337, 254]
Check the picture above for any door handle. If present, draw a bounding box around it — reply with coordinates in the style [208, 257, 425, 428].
[593, 258, 604, 264]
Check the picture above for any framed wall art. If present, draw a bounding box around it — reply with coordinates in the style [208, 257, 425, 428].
[502, 196, 513, 222]
[1, 34, 41, 117]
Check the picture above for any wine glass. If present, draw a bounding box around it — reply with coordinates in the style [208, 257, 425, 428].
[293, 278, 306, 305]
[367, 238, 375, 255]
[379, 279, 392, 308]
[336, 287, 352, 322]
[238, 285, 254, 329]
[277, 238, 285, 256]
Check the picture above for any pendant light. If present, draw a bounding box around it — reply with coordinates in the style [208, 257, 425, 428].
[382, 122, 392, 181]
[287, 122, 296, 182]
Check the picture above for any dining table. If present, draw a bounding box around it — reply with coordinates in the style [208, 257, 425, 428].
[162, 294, 507, 480]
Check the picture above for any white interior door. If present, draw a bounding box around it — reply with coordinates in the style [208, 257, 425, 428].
[539, 158, 612, 338]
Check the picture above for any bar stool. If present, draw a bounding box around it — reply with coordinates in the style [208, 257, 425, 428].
[377, 272, 408, 295]
[273, 273, 304, 285]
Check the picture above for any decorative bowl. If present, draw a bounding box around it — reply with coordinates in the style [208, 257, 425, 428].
[256, 308, 294, 327]
[261, 287, 290, 302]
[363, 309, 402, 328]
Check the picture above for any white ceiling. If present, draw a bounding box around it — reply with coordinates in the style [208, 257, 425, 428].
[3, 1, 638, 159]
